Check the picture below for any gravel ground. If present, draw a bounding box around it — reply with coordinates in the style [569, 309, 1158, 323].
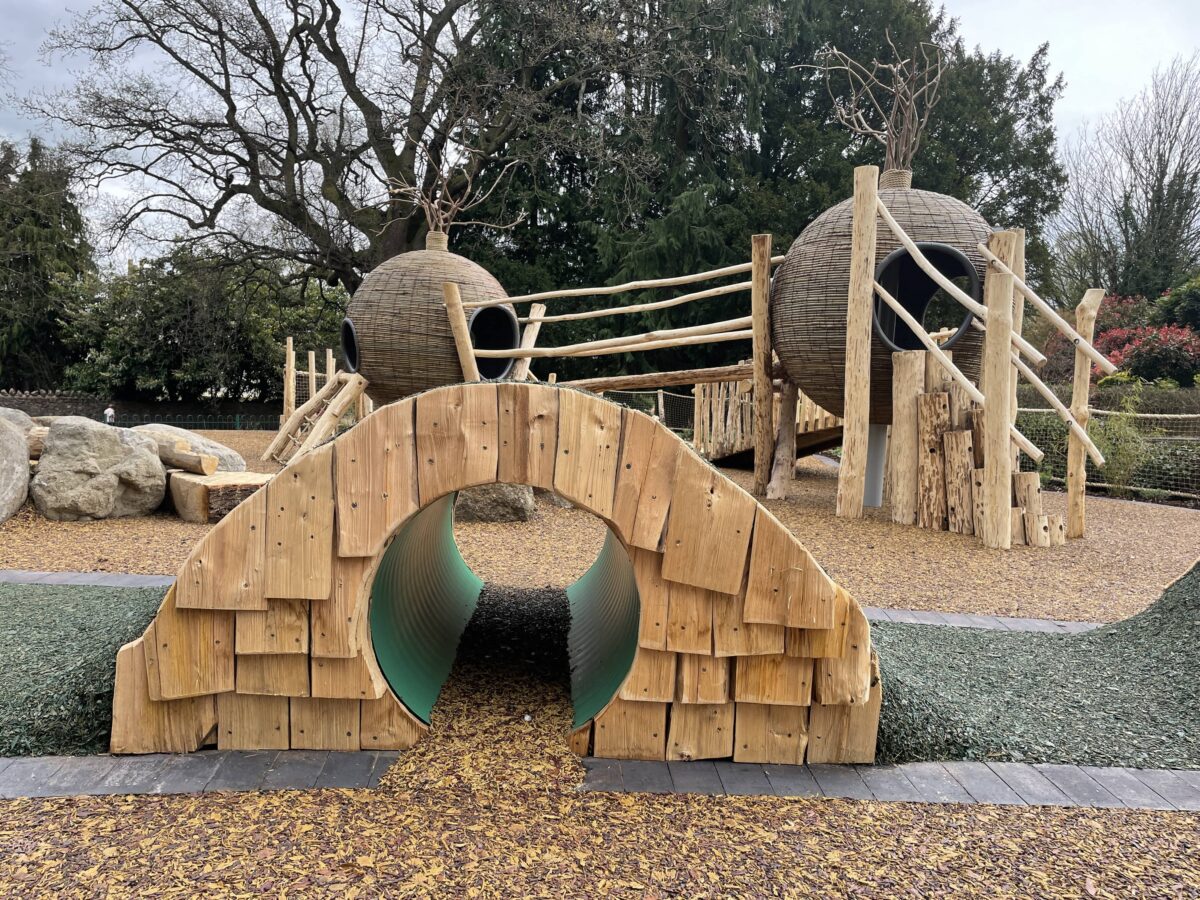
[876, 561, 1200, 768]
[725, 459, 1200, 622]
[3, 429, 1196, 623]
[0, 585, 1197, 896]
[0, 584, 162, 756]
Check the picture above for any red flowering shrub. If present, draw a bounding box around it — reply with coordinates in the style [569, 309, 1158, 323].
[1040, 295, 1153, 382]
[1097, 324, 1200, 385]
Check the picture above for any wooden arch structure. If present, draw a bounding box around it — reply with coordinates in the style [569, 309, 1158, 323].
[112, 382, 880, 764]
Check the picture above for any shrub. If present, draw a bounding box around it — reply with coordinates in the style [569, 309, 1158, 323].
[1090, 386, 1150, 499]
[1040, 295, 1155, 383]
[1096, 325, 1200, 385]
[1158, 276, 1200, 330]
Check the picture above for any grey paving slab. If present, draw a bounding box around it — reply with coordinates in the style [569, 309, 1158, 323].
[862, 607, 892, 622]
[619, 760, 673, 794]
[666, 760, 724, 795]
[579, 757, 622, 792]
[1059, 621, 1102, 634]
[93, 755, 174, 795]
[883, 609, 925, 625]
[0, 757, 67, 798]
[37, 755, 118, 797]
[1001, 617, 1063, 634]
[905, 611, 951, 626]
[962, 614, 1004, 630]
[808, 764, 874, 801]
[204, 750, 279, 792]
[1131, 769, 1200, 811]
[1174, 769, 1200, 792]
[1034, 764, 1124, 808]
[986, 762, 1072, 806]
[0, 757, 15, 777]
[368, 752, 399, 789]
[151, 752, 228, 794]
[763, 764, 821, 798]
[314, 752, 378, 789]
[855, 765, 924, 802]
[942, 761, 1025, 805]
[1080, 766, 1174, 811]
[714, 761, 774, 796]
[261, 751, 330, 790]
[0, 570, 55, 583]
[899, 761, 974, 804]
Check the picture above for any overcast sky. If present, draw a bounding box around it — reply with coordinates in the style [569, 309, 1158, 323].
[2, 0, 1197, 143]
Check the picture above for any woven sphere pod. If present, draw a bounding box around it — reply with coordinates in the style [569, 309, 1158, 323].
[342, 231, 519, 403]
[771, 174, 992, 422]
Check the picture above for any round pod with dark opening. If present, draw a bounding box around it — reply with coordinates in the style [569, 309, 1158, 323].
[340, 231, 521, 402]
[770, 180, 991, 423]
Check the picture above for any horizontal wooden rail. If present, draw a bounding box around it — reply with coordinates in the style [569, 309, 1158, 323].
[565, 363, 753, 392]
[518, 281, 751, 324]
[463, 256, 787, 309]
[473, 316, 751, 359]
[976, 243, 1118, 375]
[876, 280, 1043, 463]
[1011, 351, 1105, 466]
[547, 329, 755, 359]
[875, 199, 1046, 366]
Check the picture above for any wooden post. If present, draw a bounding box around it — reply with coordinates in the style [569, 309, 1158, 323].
[767, 380, 798, 500]
[836, 166, 878, 518]
[306, 350, 317, 400]
[282, 336, 296, 424]
[325, 348, 336, 386]
[1009, 228, 1025, 468]
[1067, 289, 1105, 538]
[442, 282, 482, 382]
[751, 233, 774, 496]
[656, 389, 665, 421]
[511, 302, 546, 381]
[888, 351, 924, 524]
[980, 230, 1018, 550]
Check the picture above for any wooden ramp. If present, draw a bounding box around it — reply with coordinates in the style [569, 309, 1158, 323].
[261, 371, 368, 465]
[112, 383, 879, 765]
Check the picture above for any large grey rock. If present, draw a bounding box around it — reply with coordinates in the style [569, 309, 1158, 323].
[31, 417, 166, 520]
[132, 423, 246, 472]
[0, 407, 34, 434]
[0, 420, 28, 522]
[454, 483, 537, 522]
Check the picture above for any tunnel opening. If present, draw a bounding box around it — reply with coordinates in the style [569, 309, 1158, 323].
[367, 491, 639, 731]
[468, 306, 521, 380]
[872, 241, 980, 353]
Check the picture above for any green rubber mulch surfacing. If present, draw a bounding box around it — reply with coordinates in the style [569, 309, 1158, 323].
[0, 584, 161, 756]
[876, 561, 1200, 769]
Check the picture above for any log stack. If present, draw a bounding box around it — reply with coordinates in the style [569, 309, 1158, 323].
[887, 349, 1068, 548]
[111, 382, 881, 764]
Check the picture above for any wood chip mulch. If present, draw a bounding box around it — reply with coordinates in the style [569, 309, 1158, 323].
[2, 585, 1198, 897]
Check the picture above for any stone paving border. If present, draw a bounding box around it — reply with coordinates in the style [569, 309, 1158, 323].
[0, 570, 1103, 632]
[0, 751, 398, 799]
[580, 759, 1200, 811]
[2, 750, 1196, 811]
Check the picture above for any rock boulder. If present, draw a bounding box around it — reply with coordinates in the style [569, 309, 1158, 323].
[0, 407, 34, 435]
[31, 417, 166, 520]
[455, 483, 537, 522]
[0, 420, 28, 523]
[132, 424, 246, 472]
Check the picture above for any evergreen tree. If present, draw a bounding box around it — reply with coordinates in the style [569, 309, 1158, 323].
[0, 139, 96, 390]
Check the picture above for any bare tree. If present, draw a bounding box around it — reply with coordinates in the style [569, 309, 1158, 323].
[32, 0, 707, 290]
[1053, 54, 1200, 300]
[810, 34, 945, 172]
[385, 139, 524, 237]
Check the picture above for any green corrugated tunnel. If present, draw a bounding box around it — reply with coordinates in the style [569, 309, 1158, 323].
[368, 492, 640, 727]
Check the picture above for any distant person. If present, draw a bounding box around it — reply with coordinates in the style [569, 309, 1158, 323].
[104, 405, 116, 425]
